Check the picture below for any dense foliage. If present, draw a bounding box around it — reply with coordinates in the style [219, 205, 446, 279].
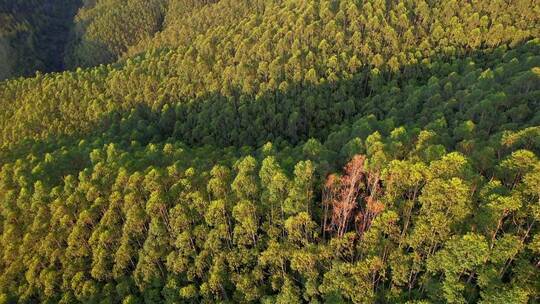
[0, 0, 81, 79]
[65, 0, 167, 68]
[0, 0, 539, 303]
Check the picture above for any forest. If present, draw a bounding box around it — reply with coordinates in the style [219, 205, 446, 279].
[0, 0, 539, 303]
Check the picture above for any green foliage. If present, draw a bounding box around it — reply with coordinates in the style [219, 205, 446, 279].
[0, 0, 539, 303]
[0, 0, 82, 79]
[65, 0, 167, 68]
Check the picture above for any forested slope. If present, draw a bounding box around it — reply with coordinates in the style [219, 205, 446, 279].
[0, 0, 539, 303]
[65, 0, 167, 68]
[0, 0, 81, 79]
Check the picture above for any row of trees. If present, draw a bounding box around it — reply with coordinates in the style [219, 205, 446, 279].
[0, 122, 538, 303]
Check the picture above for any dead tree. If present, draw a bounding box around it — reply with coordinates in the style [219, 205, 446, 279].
[322, 155, 384, 238]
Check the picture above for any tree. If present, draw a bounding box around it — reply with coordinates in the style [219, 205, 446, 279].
[232, 156, 259, 201]
[284, 160, 314, 216]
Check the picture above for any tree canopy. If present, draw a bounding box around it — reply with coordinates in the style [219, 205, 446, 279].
[0, 0, 539, 303]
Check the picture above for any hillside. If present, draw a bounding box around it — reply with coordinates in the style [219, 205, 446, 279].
[0, 0, 539, 303]
[0, 0, 81, 79]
